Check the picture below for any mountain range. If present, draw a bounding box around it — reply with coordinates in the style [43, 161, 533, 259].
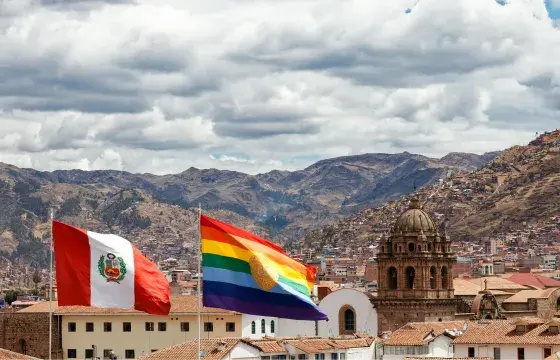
[0, 149, 501, 266]
[303, 130, 560, 251]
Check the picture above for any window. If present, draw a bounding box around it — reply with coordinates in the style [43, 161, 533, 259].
[517, 348, 525, 360]
[340, 354, 345, 360]
[17, 339, 26, 354]
[226, 322, 236, 332]
[204, 322, 213, 332]
[298, 356, 307, 360]
[344, 309, 355, 331]
[251, 321, 256, 334]
[67, 349, 77, 359]
[181, 322, 190, 332]
[123, 322, 131, 332]
[430, 266, 437, 289]
[494, 347, 501, 360]
[86, 322, 94, 332]
[271, 320, 275, 333]
[405, 266, 415, 289]
[261, 319, 266, 333]
[408, 243, 415, 252]
[104, 322, 112, 332]
[544, 348, 552, 358]
[103, 349, 113, 360]
[125, 350, 135, 359]
[68, 322, 76, 332]
[158, 322, 167, 331]
[151, 349, 158, 353]
[388, 267, 398, 289]
[441, 266, 449, 289]
[85, 349, 94, 359]
[331, 354, 338, 360]
[468, 347, 475, 357]
[145, 322, 154, 331]
[315, 355, 325, 360]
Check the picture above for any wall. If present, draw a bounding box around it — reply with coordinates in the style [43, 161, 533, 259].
[318, 289, 377, 337]
[277, 318, 315, 337]
[430, 335, 453, 358]
[61, 313, 241, 359]
[455, 344, 559, 360]
[241, 315, 278, 339]
[228, 343, 260, 359]
[0, 312, 62, 359]
[345, 346, 374, 360]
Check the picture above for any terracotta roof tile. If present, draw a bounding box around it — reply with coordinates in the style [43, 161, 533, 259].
[138, 335, 375, 359]
[454, 319, 560, 345]
[0, 349, 41, 360]
[505, 273, 560, 289]
[18, 295, 239, 315]
[385, 321, 466, 346]
[138, 338, 247, 360]
[503, 288, 559, 303]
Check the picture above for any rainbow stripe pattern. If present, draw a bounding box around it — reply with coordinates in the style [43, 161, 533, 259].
[201, 215, 328, 321]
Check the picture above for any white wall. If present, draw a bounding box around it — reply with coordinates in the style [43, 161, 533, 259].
[431, 336, 453, 358]
[228, 343, 261, 359]
[241, 315, 278, 339]
[346, 345, 374, 360]
[241, 314, 316, 338]
[318, 289, 378, 337]
[455, 344, 560, 360]
[277, 318, 316, 337]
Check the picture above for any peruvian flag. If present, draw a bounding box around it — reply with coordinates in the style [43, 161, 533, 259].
[52, 221, 171, 315]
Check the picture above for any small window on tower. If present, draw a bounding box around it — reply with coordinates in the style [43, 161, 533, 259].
[408, 243, 415, 252]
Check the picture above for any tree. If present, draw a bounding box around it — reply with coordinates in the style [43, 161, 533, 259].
[4, 290, 18, 305]
[32, 269, 41, 295]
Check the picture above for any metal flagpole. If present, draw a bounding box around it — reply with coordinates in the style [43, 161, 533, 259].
[49, 208, 54, 360]
[197, 203, 202, 360]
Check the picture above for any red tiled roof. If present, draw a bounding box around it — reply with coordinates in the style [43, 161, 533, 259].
[385, 321, 466, 346]
[0, 348, 40, 360]
[505, 273, 560, 289]
[454, 319, 560, 345]
[18, 295, 239, 315]
[138, 338, 248, 360]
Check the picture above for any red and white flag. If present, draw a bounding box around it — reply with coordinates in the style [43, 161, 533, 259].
[52, 220, 171, 315]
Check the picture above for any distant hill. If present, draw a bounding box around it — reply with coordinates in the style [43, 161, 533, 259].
[0, 149, 500, 266]
[303, 130, 559, 251]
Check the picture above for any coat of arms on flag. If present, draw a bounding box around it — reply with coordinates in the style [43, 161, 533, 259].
[98, 253, 127, 283]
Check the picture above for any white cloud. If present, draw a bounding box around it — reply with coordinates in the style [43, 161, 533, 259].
[0, 0, 558, 175]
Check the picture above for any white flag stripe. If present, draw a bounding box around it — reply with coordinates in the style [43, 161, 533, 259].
[88, 231, 135, 308]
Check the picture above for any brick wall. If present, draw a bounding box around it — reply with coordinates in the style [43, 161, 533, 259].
[0, 312, 62, 359]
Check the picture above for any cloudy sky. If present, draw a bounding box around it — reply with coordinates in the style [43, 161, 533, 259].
[0, 0, 559, 175]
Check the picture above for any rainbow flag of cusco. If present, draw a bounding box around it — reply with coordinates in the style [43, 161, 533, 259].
[200, 215, 328, 321]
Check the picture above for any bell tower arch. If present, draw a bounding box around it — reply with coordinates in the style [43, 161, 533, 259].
[372, 195, 457, 332]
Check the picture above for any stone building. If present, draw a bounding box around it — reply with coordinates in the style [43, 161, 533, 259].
[373, 196, 457, 332]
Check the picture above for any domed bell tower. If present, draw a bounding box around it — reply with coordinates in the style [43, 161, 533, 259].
[372, 195, 457, 332]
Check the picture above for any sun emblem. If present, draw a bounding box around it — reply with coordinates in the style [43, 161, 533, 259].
[98, 253, 127, 284]
[249, 253, 278, 291]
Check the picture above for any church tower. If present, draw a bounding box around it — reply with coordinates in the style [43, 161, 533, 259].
[372, 195, 457, 332]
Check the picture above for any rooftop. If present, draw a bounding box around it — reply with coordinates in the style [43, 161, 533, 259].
[384, 321, 466, 346]
[0, 348, 40, 360]
[17, 295, 239, 315]
[454, 318, 560, 345]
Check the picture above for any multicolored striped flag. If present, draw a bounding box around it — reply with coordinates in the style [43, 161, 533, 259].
[201, 215, 328, 321]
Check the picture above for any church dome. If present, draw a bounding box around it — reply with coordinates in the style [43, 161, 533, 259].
[391, 197, 436, 234]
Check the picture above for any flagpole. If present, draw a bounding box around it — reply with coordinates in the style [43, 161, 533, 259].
[197, 203, 202, 360]
[49, 208, 54, 360]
